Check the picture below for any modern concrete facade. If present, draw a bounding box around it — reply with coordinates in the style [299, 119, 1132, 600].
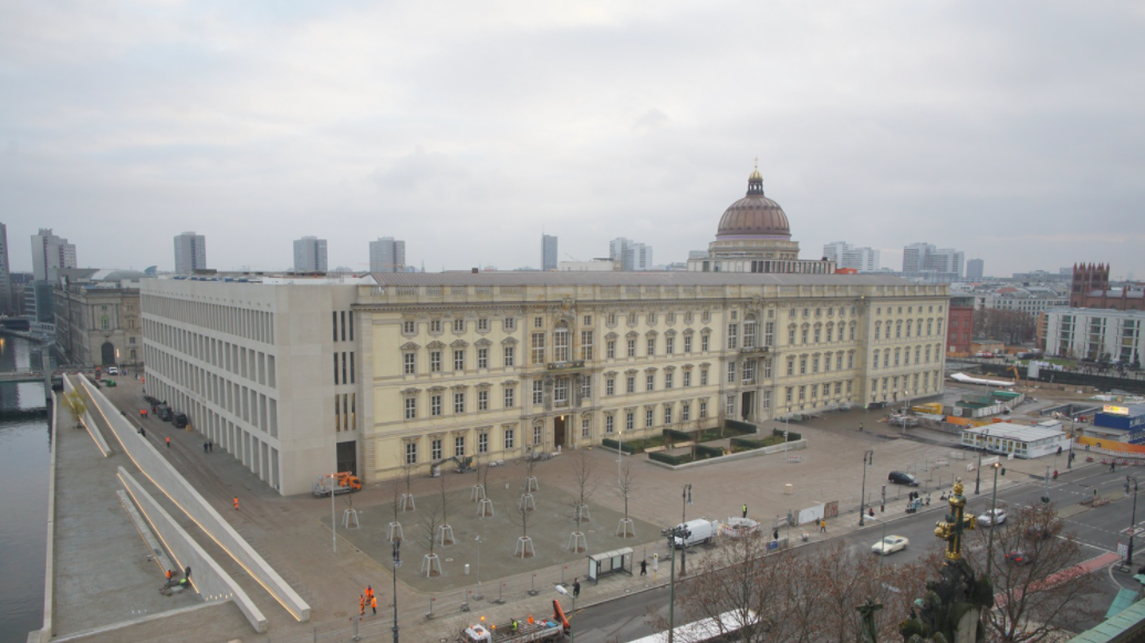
[1043, 307, 1145, 363]
[54, 269, 145, 367]
[292, 236, 328, 272]
[823, 241, 880, 271]
[31, 228, 77, 281]
[369, 237, 406, 273]
[541, 234, 558, 271]
[141, 276, 369, 495]
[356, 271, 948, 481]
[609, 237, 653, 271]
[174, 232, 208, 275]
[902, 243, 964, 280]
[966, 258, 984, 280]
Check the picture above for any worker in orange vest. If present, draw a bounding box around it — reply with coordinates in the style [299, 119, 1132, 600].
[366, 585, 374, 601]
[233, 496, 239, 511]
[370, 594, 377, 615]
[165, 437, 171, 448]
[359, 594, 365, 616]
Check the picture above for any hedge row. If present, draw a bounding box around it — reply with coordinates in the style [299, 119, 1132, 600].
[649, 451, 691, 466]
[773, 427, 802, 441]
[695, 444, 724, 460]
[601, 438, 636, 454]
[726, 419, 758, 434]
[663, 429, 691, 443]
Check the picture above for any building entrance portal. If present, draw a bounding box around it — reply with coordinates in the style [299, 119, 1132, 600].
[741, 391, 754, 422]
[100, 342, 116, 366]
[554, 415, 567, 447]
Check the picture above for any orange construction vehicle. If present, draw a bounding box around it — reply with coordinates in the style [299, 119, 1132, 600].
[313, 471, 363, 497]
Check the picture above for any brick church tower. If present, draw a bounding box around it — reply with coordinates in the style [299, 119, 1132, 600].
[1070, 263, 1110, 307]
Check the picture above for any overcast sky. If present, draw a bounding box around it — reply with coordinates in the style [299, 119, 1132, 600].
[3, 1, 1144, 279]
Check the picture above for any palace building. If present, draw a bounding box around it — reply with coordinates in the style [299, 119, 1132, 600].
[141, 169, 949, 495]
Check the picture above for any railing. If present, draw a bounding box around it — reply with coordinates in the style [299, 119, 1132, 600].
[546, 360, 586, 371]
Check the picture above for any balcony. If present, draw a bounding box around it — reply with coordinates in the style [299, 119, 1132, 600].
[547, 360, 587, 372]
[738, 346, 770, 356]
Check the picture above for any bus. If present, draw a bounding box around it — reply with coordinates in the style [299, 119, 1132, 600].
[625, 610, 760, 643]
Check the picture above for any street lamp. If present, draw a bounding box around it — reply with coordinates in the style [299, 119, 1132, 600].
[859, 450, 874, 527]
[555, 585, 576, 643]
[1127, 476, 1139, 568]
[975, 428, 991, 495]
[662, 524, 690, 643]
[391, 540, 401, 643]
[1068, 418, 1077, 470]
[986, 461, 1002, 578]
[681, 484, 693, 526]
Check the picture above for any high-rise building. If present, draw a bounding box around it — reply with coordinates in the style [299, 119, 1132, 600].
[173, 232, 207, 275]
[541, 234, 558, 271]
[966, 258, 984, 280]
[31, 228, 77, 281]
[0, 223, 10, 314]
[293, 236, 328, 272]
[823, 242, 880, 271]
[902, 243, 964, 279]
[609, 237, 654, 271]
[369, 237, 406, 272]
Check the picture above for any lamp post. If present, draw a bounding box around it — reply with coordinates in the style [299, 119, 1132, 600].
[1068, 418, 1076, 469]
[681, 484, 693, 526]
[975, 428, 990, 495]
[1127, 476, 1139, 568]
[391, 540, 401, 643]
[662, 524, 689, 643]
[555, 585, 576, 643]
[986, 461, 1002, 578]
[859, 450, 874, 526]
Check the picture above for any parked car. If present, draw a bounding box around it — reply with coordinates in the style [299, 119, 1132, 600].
[1005, 549, 1033, 565]
[670, 519, 717, 548]
[888, 471, 920, 487]
[978, 508, 1007, 527]
[157, 404, 173, 422]
[173, 413, 188, 428]
[107, 366, 119, 375]
[872, 535, 910, 556]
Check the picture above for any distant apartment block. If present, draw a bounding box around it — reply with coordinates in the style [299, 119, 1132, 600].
[369, 237, 406, 273]
[542, 234, 558, 271]
[32, 228, 77, 281]
[0, 222, 10, 314]
[609, 237, 653, 271]
[173, 232, 207, 275]
[293, 236, 328, 272]
[966, 258, 984, 280]
[902, 243, 964, 280]
[823, 242, 880, 271]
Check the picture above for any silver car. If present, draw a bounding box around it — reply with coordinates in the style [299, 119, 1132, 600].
[977, 508, 1007, 527]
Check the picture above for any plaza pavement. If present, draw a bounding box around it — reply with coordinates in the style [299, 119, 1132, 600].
[45, 376, 1095, 643]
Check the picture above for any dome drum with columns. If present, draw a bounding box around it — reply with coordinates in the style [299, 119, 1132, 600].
[687, 164, 836, 275]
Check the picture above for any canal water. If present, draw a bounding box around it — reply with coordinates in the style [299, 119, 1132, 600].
[0, 337, 53, 643]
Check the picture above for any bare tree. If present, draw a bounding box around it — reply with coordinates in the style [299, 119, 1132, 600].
[400, 462, 416, 511]
[436, 471, 455, 546]
[566, 449, 598, 552]
[387, 474, 405, 543]
[62, 389, 87, 429]
[420, 498, 443, 576]
[615, 457, 638, 538]
[965, 503, 1101, 642]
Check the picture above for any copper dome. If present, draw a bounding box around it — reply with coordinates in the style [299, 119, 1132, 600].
[715, 169, 791, 239]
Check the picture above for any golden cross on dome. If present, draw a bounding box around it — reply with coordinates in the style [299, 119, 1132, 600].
[754, 156, 759, 168]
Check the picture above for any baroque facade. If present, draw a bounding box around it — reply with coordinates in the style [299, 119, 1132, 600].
[357, 272, 948, 481]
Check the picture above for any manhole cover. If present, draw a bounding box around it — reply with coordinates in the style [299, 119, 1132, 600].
[445, 558, 455, 562]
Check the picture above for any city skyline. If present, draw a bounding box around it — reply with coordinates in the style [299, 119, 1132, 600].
[2, 3, 1144, 278]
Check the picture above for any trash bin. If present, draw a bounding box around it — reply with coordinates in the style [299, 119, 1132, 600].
[465, 564, 470, 576]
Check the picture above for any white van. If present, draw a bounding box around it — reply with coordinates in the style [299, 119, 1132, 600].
[672, 519, 717, 548]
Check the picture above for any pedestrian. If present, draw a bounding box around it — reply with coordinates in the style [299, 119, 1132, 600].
[640, 559, 647, 576]
[233, 496, 239, 511]
[371, 594, 377, 615]
[1111, 461, 1117, 472]
[819, 519, 827, 533]
[165, 569, 173, 580]
[1053, 470, 1058, 480]
[209, 440, 214, 452]
[772, 528, 779, 541]
[859, 422, 864, 432]
[868, 507, 875, 518]
[203, 442, 209, 453]
[742, 503, 747, 519]
[165, 436, 171, 448]
[184, 566, 191, 579]
[366, 585, 374, 601]
[359, 595, 365, 616]
[573, 578, 580, 598]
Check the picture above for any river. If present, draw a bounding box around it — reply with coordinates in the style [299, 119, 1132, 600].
[0, 336, 53, 643]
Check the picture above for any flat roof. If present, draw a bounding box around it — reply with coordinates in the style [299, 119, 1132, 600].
[369, 272, 918, 288]
[963, 422, 1064, 441]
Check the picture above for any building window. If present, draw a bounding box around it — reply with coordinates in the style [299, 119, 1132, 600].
[742, 360, 755, 384]
[504, 387, 515, 408]
[743, 317, 756, 349]
[826, 325, 833, 343]
[727, 361, 736, 383]
[554, 377, 568, 404]
[431, 438, 443, 460]
[683, 370, 692, 387]
[535, 316, 544, 328]
[533, 380, 544, 405]
[431, 394, 443, 416]
[726, 394, 735, 416]
[606, 377, 615, 395]
[581, 416, 591, 438]
[504, 346, 515, 367]
[684, 335, 692, 353]
[580, 376, 591, 400]
[645, 408, 654, 428]
[404, 352, 416, 375]
[478, 432, 489, 453]
[478, 390, 489, 410]
[646, 372, 655, 391]
[431, 350, 442, 373]
[403, 321, 416, 334]
[625, 411, 635, 432]
[626, 375, 636, 393]
[581, 330, 594, 360]
[101, 315, 109, 330]
[405, 397, 417, 420]
[430, 320, 442, 333]
[682, 402, 691, 422]
[454, 392, 466, 413]
[607, 340, 616, 359]
[873, 350, 880, 370]
[788, 326, 796, 344]
[665, 371, 674, 389]
[531, 333, 546, 364]
[824, 352, 832, 372]
[701, 334, 710, 352]
[699, 400, 708, 418]
[727, 323, 738, 349]
[405, 442, 418, 464]
[504, 317, 516, 331]
[533, 424, 544, 446]
[454, 435, 466, 456]
[504, 429, 515, 449]
[801, 327, 809, 344]
[478, 318, 489, 332]
[664, 406, 673, 426]
[627, 338, 637, 357]
[478, 348, 488, 369]
[454, 349, 465, 371]
[554, 324, 571, 362]
[701, 368, 709, 386]
[647, 336, 656, 356]
[605, 415, 615, 434]
[666, 336, 675, 355]
[799, 355, 807, 375]
[798, 386, 806, 401]
[454, 319, 465, 333]
[607, 313, 617, 325]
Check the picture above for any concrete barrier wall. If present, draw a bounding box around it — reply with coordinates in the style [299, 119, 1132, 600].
[118, 468, 268, 633]
[62, 376, 112, 457]
[73, 375, 310, 622]
[36, 391, 60, 643]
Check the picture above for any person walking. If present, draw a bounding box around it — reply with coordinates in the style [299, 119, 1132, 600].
[819, 519, 827, 533]
[859, 422, 864, 432]
[184, 566, 191, 579]
[742, 504, 748, 519]
[233, 496, 239, 511]
[370, 594, 377, 615]
[772, 528, 779, 542]
[203, 442, 209, 453]
[359, 594, 365, 616]
[166, 436, 171, 448]
[640, 559, 647, 576]
[573, 578, 580, 598]
[1111, 461, 1117, 472]
[366, 585, 374, 602]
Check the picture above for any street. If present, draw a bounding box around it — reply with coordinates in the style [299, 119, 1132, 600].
[574, 466, 1145, 642]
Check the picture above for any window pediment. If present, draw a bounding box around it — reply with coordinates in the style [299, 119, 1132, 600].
[427, 340, 446, 350]
[400, 342, 421, 351]
[475, 338, 493, 347]
[502, 337, 519, 345]
[451, 339, 469, 348]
